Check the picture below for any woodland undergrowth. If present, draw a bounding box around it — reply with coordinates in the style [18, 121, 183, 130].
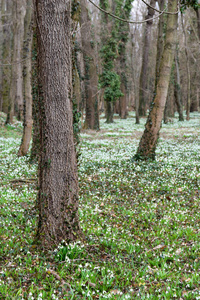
[0, 112, 200, 299]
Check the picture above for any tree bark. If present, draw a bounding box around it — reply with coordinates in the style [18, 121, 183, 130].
[1, 0, 12, 114]
[6, 0, 26, 124]
[174, 47, 184, 121]
[119, 83, 127, 119]
[105, 101, 114, 123]
[196, 8, 200, 40]
[164, 73, 174, 123]
[155, 0, 165, 88]
[181, 13, 190, 121]
[18, 0, 33, 156]
[135, 0, 178, 160]
[80, 0, 99, 130]
[35, 0, 81, 246]
[30, 25, 40, 163]
[0, 0, 3, 111]
[138, 0, 156, 117]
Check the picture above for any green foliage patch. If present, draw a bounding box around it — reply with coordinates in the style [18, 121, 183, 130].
[0, 112, 200, 299]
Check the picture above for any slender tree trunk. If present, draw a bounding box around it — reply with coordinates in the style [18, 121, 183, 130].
[119, 83, 127, 119]
[181, 13, 190, 121]
[0, 1, 2, 111]
[164, 73, 174, 123]
[130, 33, 139, 124]
[1, 0, 12, 114]
[135, 0, 178, 160]
[106, 101, 114, 123]
[196, 8, 200, 40]
[138, 0, 156, 117]
[6, 0, 26, 124]
[35, 0, 81, 246]
[80, 0, 99, 130]
[174, 47, 184, 121]
[18, 0, 33, 156]
[155, 0, 165, 87]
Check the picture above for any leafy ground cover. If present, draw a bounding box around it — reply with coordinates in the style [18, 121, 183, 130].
[0, 112, 200, 299]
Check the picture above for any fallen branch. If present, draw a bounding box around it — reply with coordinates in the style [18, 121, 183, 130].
[10, 178, 36, 183]
[47, 269, 71, 289]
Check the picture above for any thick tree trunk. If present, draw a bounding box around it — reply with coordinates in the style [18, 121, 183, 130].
[6, 0, 26, 124]
[135, 0, 178, 160]
[18, 0, 33, 156]
[174, 48, 184, 121]
[1, 0, 12, 114]
[80, 0, 99, 130]
[138, 0, 156, 117]
[35, 0, 80, 246]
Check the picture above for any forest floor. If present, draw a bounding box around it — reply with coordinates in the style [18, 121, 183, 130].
[0, 112, 200, 300]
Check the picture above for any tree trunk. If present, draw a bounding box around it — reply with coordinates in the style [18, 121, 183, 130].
[6, 0, 26, 124]
[138, 0, 156, 117]
[135, 0, 178, 160]
[80, 0, 99, 130]
[106, 101, 114, 123]
[35, 0, 81, 246]
[18, 0, 33, 156]
[0, 1, 2, 111]
[1, 0, 12, 114]
[196, 8, 200, 40]
[155, 0, 165, 88]
[130, 33, 139, 124]
[181, 13, 190, 121]
[164, 74, 174, 123]
[174, 47, 184, 121]
[30, 26, 40, 163]
[119, 83, 127, 119]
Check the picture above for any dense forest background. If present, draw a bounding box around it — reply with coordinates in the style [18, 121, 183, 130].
[0, 0, 200, 299]
[0, 0, 200, 130]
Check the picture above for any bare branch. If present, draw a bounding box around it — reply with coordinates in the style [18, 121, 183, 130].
[140, 0, 179, 15]
[88, 0, 178, 24]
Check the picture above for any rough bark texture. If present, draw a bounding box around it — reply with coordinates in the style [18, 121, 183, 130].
[35, 0, 80, 246]
[30, 26, 40, 163]
[80, 0, 99, 130]
[174, 48, 184, 121]
[138, 0, 156, 117]
[1, 0, 12, 114]
[135, 0, 178, 160]
[18, 0, 33, 156]
[6, 0, 26, 123]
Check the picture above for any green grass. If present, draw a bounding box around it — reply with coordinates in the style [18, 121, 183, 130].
[0, 112, 200, 299]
